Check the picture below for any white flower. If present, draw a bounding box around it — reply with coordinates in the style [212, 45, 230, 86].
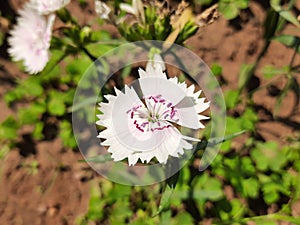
[95, 1, 111, 19]
[97, 64, 210, 166]
[27, 0, 70, 15]
[119, 0, 145, 23]
[8, 5, 55, 74]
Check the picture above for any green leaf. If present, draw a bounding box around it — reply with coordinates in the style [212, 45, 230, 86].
[175, 21, 198, 44]
[253, 219, 277, 225]
[166, 158, 180, 188]
[23, 79, 44, 97]
[59, 120, 77, 148]
[242, 177, 259, 198]
[270, 0, 281, 11]
[159, 211, 172, 225]
[32, 122, 44, 140]
[92, 30, 111, 41]
[0, 116, 19, 140]
[262, 65, 289, 79]
[152, 185, 174, 216]
[235, 0, 249, 9]
[270, 0, 300, 29]
[263, 183, 280, 204]
[264, 9, 279, 41]
[18, 102, 46, 125]
[273, 35, 300, 53]
[86, 183, 105, 221]
[251, 141, 287, 172]
[47, 92, 66, 116]
[172, 212, 193, 225]
[211, 63, 223, 76]
[4, 91, 18, 105]
[56, 8, 76, 24]
[219, 2, 239, 20]
[108, 184, 131, 201]
[224, 90, 239, 109]
[66, 55, 91, 76]
[85, 43, 116, 58]
[193, 173, 223, 201]
[230, 199, 246, 219]
[278, 10, 300, 30]
[240, 108, 258, 131]
[241, 157, 255, 175]
[226, 117, 242, 134]
[110, 199, 133, 224]
[238, 64, 255, 91]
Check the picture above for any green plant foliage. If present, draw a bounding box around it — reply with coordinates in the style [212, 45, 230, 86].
[238, 64, 255, 92]
[273, 35, 300, 53]
[218, 0, 249, 20]
[59, 120, 77, 148]
[211, 63, 223, 76]
[0, 116, 19, 141]
[193, 172, 224, 201]
[251, 141, 287, 172]
[262, 65, 290, 79]
[224, 90, 239, 109]
[2, 1, 300, 225]
[270, 0, 300, 29]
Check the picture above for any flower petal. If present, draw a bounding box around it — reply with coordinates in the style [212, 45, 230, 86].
[139, 77, 186, 105]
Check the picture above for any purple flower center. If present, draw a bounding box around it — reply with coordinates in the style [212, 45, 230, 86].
[127, 95, 179, 133]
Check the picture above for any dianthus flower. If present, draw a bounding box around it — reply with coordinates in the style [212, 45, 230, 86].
[97, 63, 210, 166]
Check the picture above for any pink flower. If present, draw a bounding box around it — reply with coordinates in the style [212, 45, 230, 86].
[27, 0, 70, 15]
[8, 5, 55, 74]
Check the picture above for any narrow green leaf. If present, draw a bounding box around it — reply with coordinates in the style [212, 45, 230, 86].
[273, 76, 291, 118]
[273, 35, 300, 53]
[264, 9, 279, 41]
[279, 10, 300, 29]
[270, 0, 300, 29]
[262, 65, 289, 79]
[208, 130, 247, 146]
[152, 185, 174, 217]
[238, 64, 255, 91]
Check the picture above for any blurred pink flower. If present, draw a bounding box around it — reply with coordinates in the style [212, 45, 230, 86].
[8, 5, 55, 74]
[95, 0, 111, 19]
[27, 0, 70, 15]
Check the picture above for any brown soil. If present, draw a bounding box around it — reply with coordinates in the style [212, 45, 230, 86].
[0, 0, 299, 225]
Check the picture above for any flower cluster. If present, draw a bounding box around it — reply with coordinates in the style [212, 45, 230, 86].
[8, 0, 70, 74]
[97, 58, 210, 166]
[94, 0, 199, 44]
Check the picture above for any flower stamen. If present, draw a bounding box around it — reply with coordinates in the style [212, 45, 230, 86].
[127, 95, 179, 133]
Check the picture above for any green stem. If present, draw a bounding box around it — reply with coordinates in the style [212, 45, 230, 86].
[81, 46, 98, 62]
[289, 38, 299, 68]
